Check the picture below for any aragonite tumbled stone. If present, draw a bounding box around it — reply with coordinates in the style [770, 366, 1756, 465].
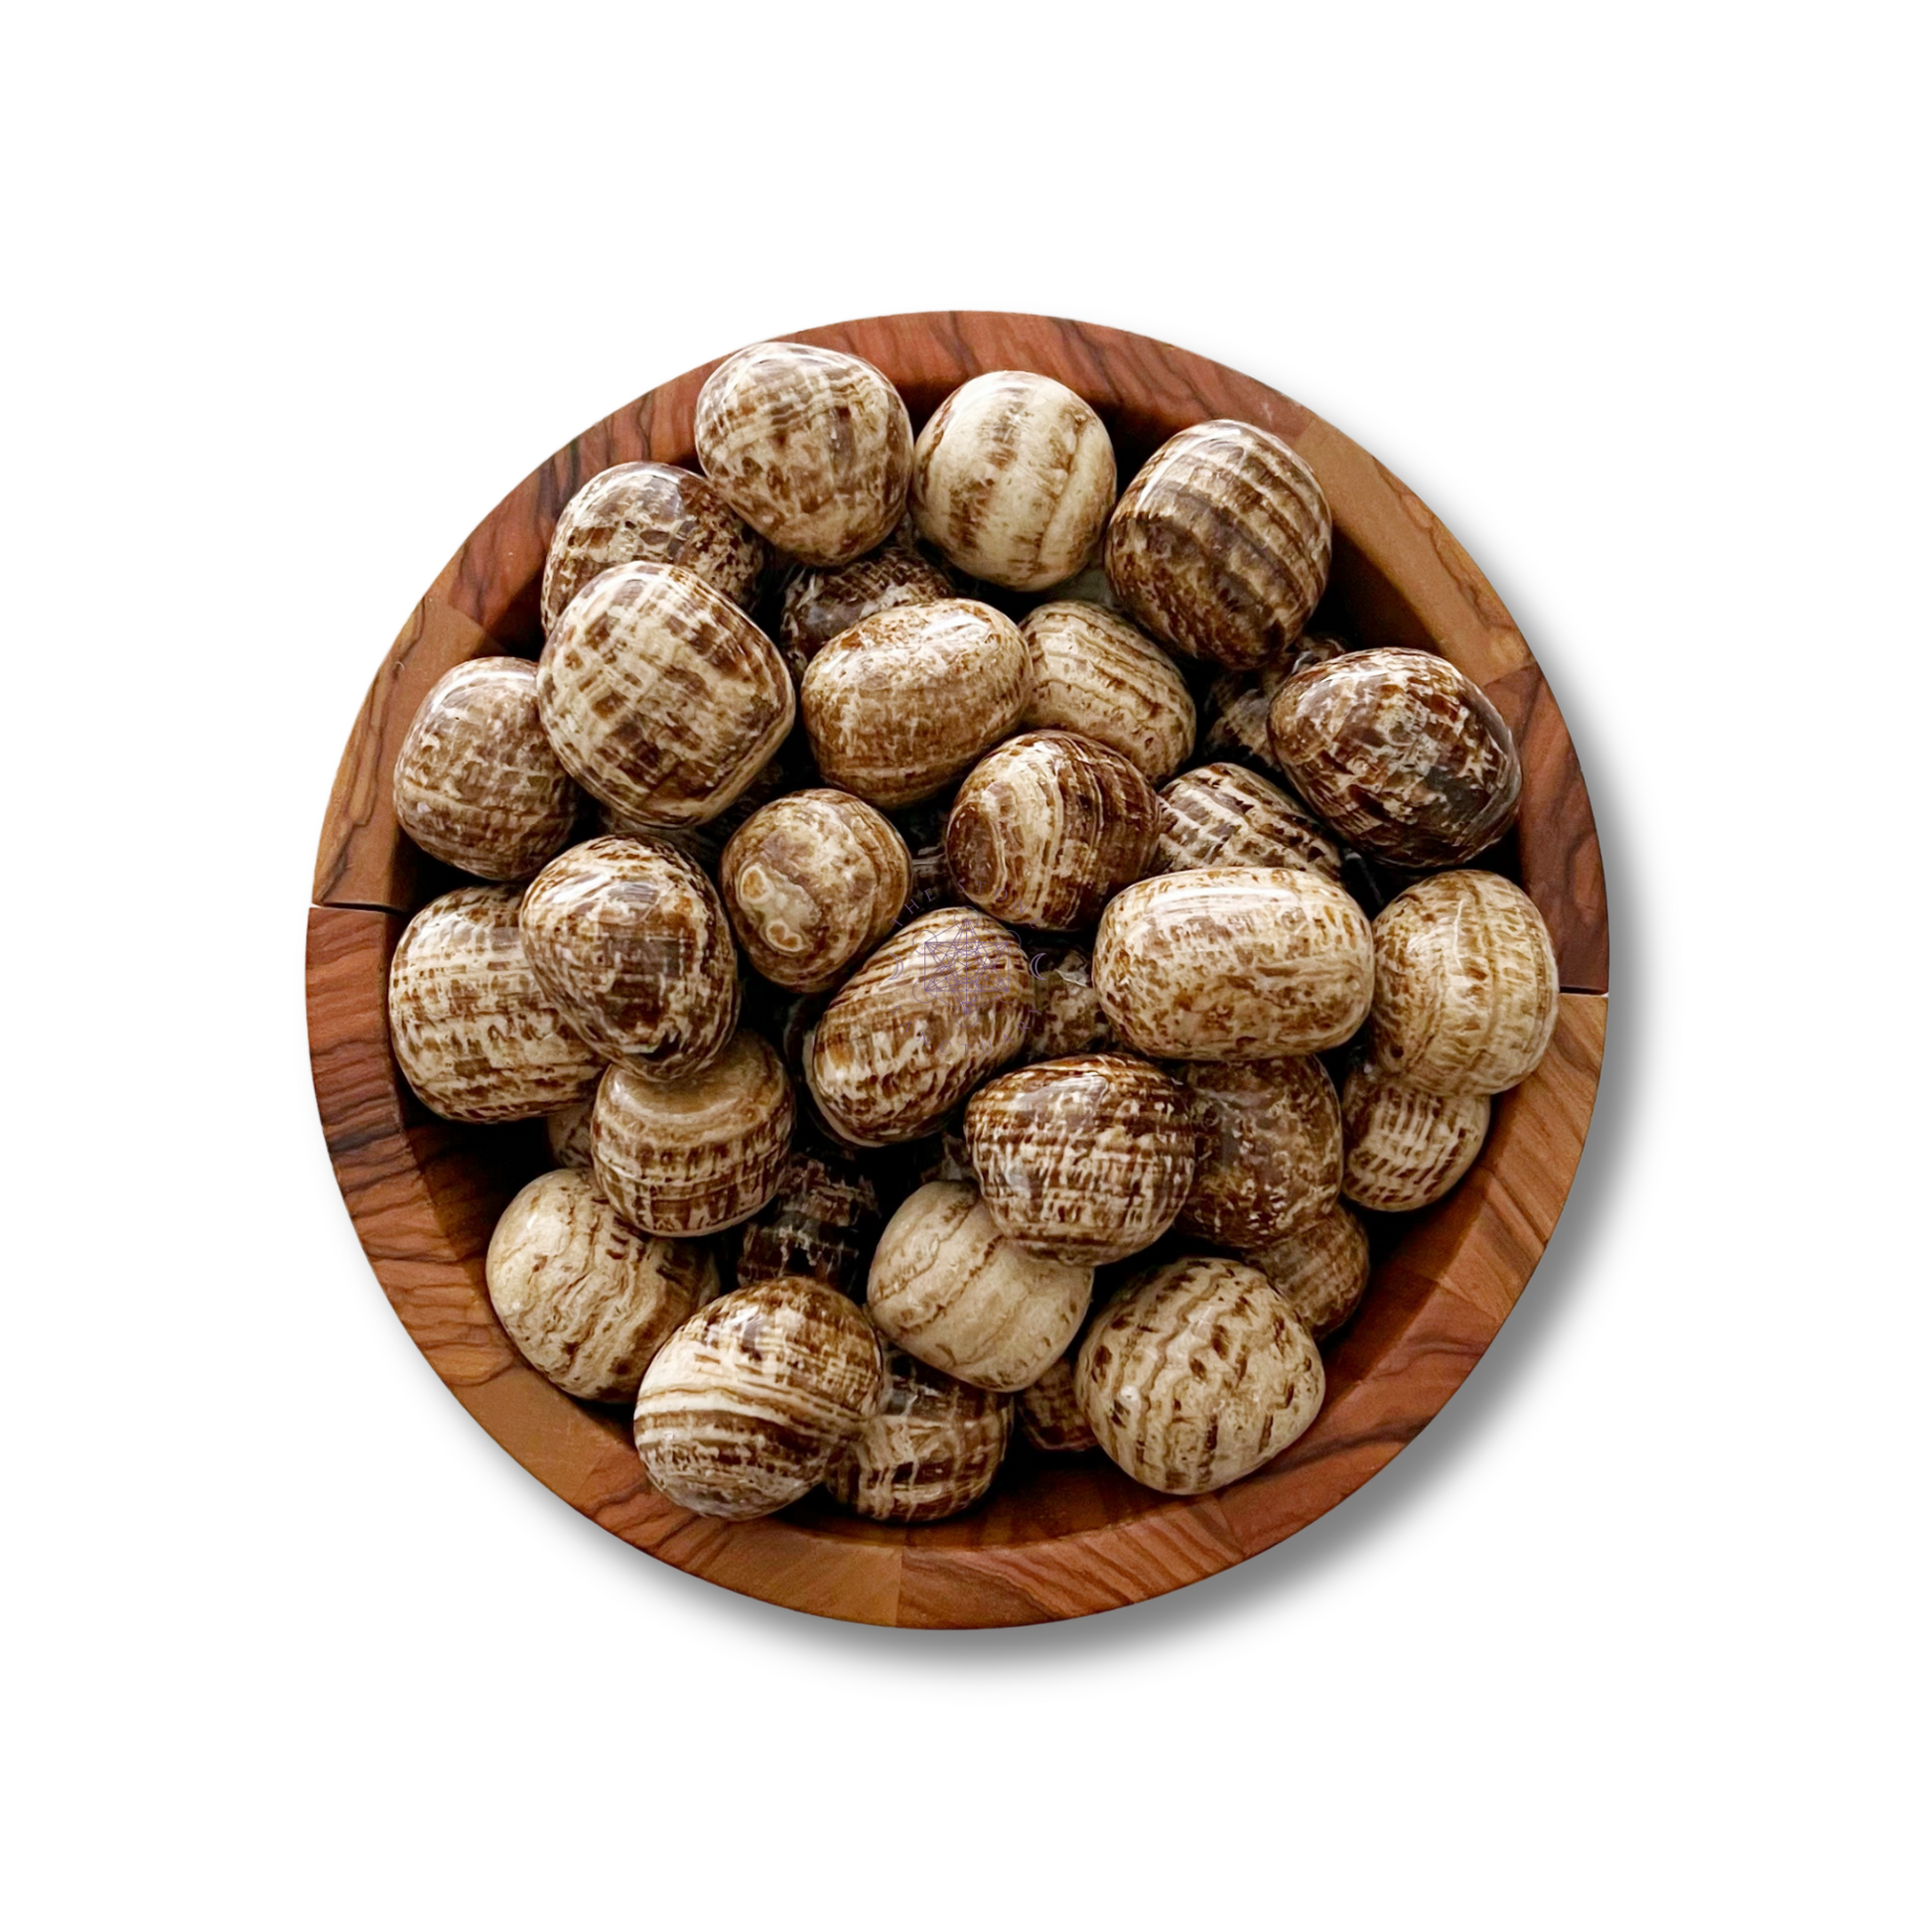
[540, 461, 767, 632]
[1339, 1063, 1489, 1212]
[695, 341, 913, 567]
[1075, 1256, 1325, 1494]
[910, 369, 1117, 591]
[778, 543, 954, 684]
[537, 561, 794, 829]
[387, 886, 603, 1123]
[1244, 1203, 1371, 1341]
[1019, 600, 1196, 783]
[392, 657, 580, 881]
[867, 1180, 1092, 1392]
[733, 1140, 882, 1300]
[1173, 1055, 1342, 1248]
[485, 1168, 719, 1402]
[591, 1032, 795, 1236]
[519, 836, 741, 1080]
[822, 1347, 1013, 1522]
[1155, 760, 1342, 883]
[1104, 420, 1331, 670]
[1370, 869, 1560, 1095]
[1018, 1347, 1099, 1452]
[633, 1277, 886, 1520]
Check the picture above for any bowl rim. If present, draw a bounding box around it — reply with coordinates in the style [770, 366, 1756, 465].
[305, 310, 1608, 1628]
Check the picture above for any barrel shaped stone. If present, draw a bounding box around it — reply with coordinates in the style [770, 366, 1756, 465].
[1075, 1256, 1325, 1495]
[540, 462, 766, 632]
[1203, 633, 1349, 774]
[519, 836, 740, 1079]
[694, 342, 913, 567]
[943, 730, 1158, 933]
[633, 1277, 886, 1520]
[910, 370, 1116, 591]
[1173, 1055, 1342, 1247]
[485, 1169, 720, 1402]
[867, 1181, 1093, 1392]
[1268, 647, 1521, 869]
[1092, 868, 1374, 1060]
[387, 886, 603, 1123]
[591, 1032, 794, 1236]
[537, 562, 794, 828]
[800, 599, 1034, 808]
[1018, 1350, 1099, 1452]
[778, 543, 954, 683]
[734, 1142, 881, 1299]
[719, 789, 911, 992]
[1339, 1064, 1490, 1212]
[964, 1054, 1197, 1265]
[1245, 1204, 1371, 1342]
[392, 657, 579, 880]
[1156, 761, 1342, 883]
[822, 1347, 1013, 1522]
[804, 909, 1032, 1146]
[1019, 601, 1195, 782]
[1104, 420, 1331, 671]
[1371, 870, 1560, 1095]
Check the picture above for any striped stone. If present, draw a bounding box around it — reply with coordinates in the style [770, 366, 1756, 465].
[1019, 601, 1196, 783]
[1339, 1065, 1490, 1212]
[1202, 633, 1349, 775]
[1018, 1349, 1099, 1453]
[1104, 420, 1331, 670]
[1020, 945, 1114, 1063]
[964, 1054, 1197, 1266]
[694, 342, 912, 567]
[1244, 1204, 1371, 1342]
[1075, 1256, 1325, 1495]
[1173, 1055, 1342, 1248]
[392, 657, 579, 881]
[540, 462, 766, 633]
[386, 886, 603, 1123]
[591, 1032, 795, 1236]
[1156, 760, 1342, 883]
[1371, 869, 1560, 1095]
[520, 836, 741, 1080]
[823, 1347, 1014, 1522]
[485, 1169, 720, 1402]
[867, 1181, 1092, 1393]
[778, 542, 954, 684]
[733, 1141, 881, 1299]
[633, 1277, 885, 1520]
[536, 561, 794, 828]
[545, 1099, 594, 1171]
[1092, 868, 1374, 1060]
[910, 369, 1116, 591]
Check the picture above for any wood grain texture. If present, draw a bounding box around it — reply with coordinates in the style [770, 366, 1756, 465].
[309, 314, 1610, 1625]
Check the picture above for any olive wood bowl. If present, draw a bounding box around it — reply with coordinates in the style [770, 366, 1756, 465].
[307, 311, 1608, 1628]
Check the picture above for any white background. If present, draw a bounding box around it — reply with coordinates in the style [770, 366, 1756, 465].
[4, 4, 1925, 1926]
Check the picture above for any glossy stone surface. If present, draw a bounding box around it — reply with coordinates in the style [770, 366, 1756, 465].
[1019, 601, 1196, 782]
[964, 1054, 1197, 1265]
[1371, 870, 1560, 1095]
[1269, 646, 1521, 869]
[1092, 868, 1374, 1060]
[1019, 945, 1113, 1062]
[1244, 1204, 1371, 1341]
[540, 461, 766, 632]
[1339, 1064, 1490, 1211]
[633, 1277, 886, 1520]
[392, 657, 579, 881]
[694, 342, 913, 567]
[943, 730, 1158, 933]
[1018, 1349, 1099, 1452]
[867, 1180, 1093, 1392]
[910, 369, 1116, 591]
[386, 886, 603, 1123]
[1202, 633, 1349, 775]
[777, 542, 954, 683]
[545, 1099, 595, 1171]
[1173, 1055, 1342, 1247]
[804, 909, 1032, 1146]
[1156, 760, 1342, 883]
[1076, 1256, 1325, 1495]
[733, 1141, 881, 1299]
[823, 1347, 1013, 1522]
[719, 788, 910, 992]
[800, 599, 1034, 808]
[591, 1032, 795, 1236]
[485, 1169, 720, 1401]
[1104, 420, 1331, 670]
[519, 836, 740, 1079]
[537, 562, 794, 829]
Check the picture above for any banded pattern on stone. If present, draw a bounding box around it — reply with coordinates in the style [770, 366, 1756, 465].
[633, 1277, 885, 1520]
[1019, 601, 1195, 782]
[1075, 1256, 1325, 1494]
[1018, 1350, 1099, 1452]
[734, 1143, 881, 1299]
[823, 1348, 1013, 1522]
[485, 1168, 719, 1401]
[1156, 760, 1342, 883]
[387, 886, 603, 1123]
[1244, 1204, 1371, 1341]
[778, 544, 954, 684]
[1203, 633, 1349, 775]
[1020, 945, 1114, 1062]
[1173, 1055, 1342, 1247]
[1339, 1065, 1490, 1212]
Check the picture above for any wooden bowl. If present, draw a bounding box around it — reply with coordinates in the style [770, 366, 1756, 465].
[307, 313, 1608, 1628]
